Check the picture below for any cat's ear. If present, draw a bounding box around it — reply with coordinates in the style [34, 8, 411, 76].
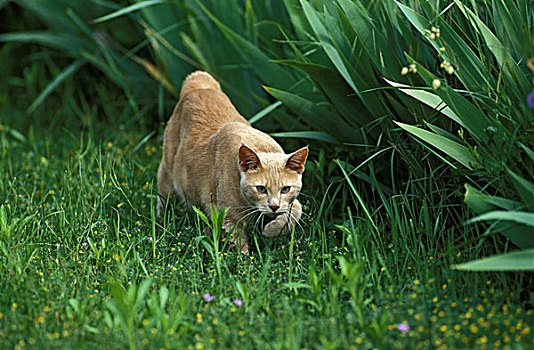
[239, 145, 262, 172]
[285, 146, 308, 174]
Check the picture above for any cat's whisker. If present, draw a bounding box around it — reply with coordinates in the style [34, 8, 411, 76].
[286, 209, 303, 231]
[252, 212, 264, 234]
[234, 209, 261, 227]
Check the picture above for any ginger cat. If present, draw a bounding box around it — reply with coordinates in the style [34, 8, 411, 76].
[157, 71, 308, 253]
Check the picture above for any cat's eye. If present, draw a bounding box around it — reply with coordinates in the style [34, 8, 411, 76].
[256, 186, 267, 194]
[281, 186, 291, 194]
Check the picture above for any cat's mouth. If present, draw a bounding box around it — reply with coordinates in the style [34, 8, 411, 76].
[262, 211, 284, 218]
[261, 213, 278, 228]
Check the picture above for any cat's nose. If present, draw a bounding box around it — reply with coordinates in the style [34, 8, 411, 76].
[269, 204, 280, 212]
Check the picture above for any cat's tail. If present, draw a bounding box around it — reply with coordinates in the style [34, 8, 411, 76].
[180, 71, 221, 99]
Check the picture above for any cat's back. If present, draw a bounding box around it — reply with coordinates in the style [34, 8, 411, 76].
[213, 122, 283, 155]
[163, 72, 249, 165]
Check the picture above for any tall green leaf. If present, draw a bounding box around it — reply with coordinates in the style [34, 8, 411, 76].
[464, 185, 534, 249]
[264, 86, 360, 143]
[454, 248, 534, 271]
[395, 122, 477, 169]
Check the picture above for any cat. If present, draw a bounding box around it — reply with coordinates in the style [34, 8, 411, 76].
[157, 71, 308, 253]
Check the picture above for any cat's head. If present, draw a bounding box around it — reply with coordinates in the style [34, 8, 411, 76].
[238, 145, 308, 217]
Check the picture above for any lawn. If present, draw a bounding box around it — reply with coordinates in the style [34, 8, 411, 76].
[1, 1, 533, 349]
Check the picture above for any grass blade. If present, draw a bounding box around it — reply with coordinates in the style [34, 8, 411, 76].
[93, 0, 167, 23]
[28, 59, 86, 113]
[270, 131, 335, 143]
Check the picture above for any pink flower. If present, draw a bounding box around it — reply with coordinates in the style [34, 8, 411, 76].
[203, 293, 213, 302]
[232, 299, 243, 307]
[397, 323, 410, 333]
[148, 237, 153, 242]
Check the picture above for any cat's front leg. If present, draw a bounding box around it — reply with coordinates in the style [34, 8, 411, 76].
[263, 200, 302, 237]
[223, 219, 249, 254]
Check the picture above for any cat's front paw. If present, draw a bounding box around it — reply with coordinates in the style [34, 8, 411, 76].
[262, 215, 289, 237]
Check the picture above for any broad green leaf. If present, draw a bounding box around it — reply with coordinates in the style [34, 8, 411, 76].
[383, 78, 465, 128]
[464, 185, 534, 249]
[468, 211, 534, 228]
[507, 169, 534, 212]
[394, 122, 477, 169]
[454, 248, 534, 271]
[192, 206, 211, 228]
[464, 184, 521, 213]
[424, 122, 464, 145]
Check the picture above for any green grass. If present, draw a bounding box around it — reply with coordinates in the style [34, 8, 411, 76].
[0, 53, 533, 350]
[1, 124, 533, 349]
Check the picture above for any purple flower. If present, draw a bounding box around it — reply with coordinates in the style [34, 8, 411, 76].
[203, 293, 213, 302]
[166, 264, 171, 268]
[56, 243, 63, 247]
[397, 323, 410, 333]
[148, 237, 153, 242]
[232, 299, 243, 307]
[528, 90, 534, 110]
[82, 242, 87, 246]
